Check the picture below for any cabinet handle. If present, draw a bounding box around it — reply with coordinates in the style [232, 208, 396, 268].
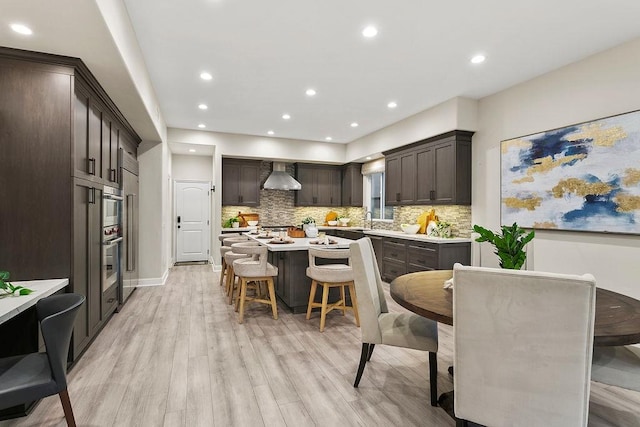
[109, 168, 117, 182]
[430, 190, 436, 200]
[107, 298, 116, 304]
[89, 187, 96, 204]
[239, 195, 243, 203]
[88, 158, 96, 175]
[349, 196, 351, 204]
[313, 196, 317, 204]
[396, 192, 400, 201]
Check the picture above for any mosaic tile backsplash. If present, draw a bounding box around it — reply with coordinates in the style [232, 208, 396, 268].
[222, 161, 471, 237]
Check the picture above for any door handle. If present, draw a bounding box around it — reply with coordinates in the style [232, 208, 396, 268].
[104, 237, 123, 246]
[177, 216, 181, 223]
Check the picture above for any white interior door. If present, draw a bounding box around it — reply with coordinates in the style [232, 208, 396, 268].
[175, 181, 210, 262]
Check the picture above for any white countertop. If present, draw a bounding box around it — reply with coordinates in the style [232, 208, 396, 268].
[0, 278, 69, 324]
[362, 229, 471, 244]
[246, 233, 354, 251]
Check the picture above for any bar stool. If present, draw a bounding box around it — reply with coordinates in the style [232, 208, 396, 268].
[223, 236, 251, 303]
[218, 233, 241, 287]
[232, 244, 279, 324]
[305, 247, 360, 332]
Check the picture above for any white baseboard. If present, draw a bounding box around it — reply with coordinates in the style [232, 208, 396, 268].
[137, 268, 169, 287]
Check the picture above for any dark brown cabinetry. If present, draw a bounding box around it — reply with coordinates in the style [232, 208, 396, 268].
[222, 159, 261, 206]
[342, 163, 363, 207]
[295, 163, 342, 206]
[384, 130, 473, 206]
[0, 48, 140, 361]
[380, 237, 470, 282]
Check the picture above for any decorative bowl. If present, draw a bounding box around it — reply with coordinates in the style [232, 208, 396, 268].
[247, 220, 259, 226]
[328, 220, 338, 226]
[339, 218, 350, 225]
[400, 223, 420, 234]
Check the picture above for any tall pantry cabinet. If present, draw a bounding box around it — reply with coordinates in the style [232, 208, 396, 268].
[0, 47, 141, 360]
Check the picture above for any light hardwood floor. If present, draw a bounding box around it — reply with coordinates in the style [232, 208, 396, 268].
[2, 265, 639, 427]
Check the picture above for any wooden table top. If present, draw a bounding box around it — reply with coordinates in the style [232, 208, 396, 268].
[390, 270, 640, 347]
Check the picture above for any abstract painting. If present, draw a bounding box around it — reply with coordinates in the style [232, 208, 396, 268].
[501, 110, 640, 234]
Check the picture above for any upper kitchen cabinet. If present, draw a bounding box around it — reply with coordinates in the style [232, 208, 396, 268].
[73, 67, 136, 187]
[0, 47, 141, 360]
[342, 163, 364, 207]
[222, 158, 261, 206]
[384, 130, 473, 206]
[295, 163, 342, 207]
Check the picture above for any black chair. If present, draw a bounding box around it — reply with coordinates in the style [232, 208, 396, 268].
[0, 293, 85, 427]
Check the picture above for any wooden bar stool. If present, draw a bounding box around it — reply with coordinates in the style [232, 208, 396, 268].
[218, 233, 241, 287]
[305, 247, 360, 332]
[232, 244, 279, 324]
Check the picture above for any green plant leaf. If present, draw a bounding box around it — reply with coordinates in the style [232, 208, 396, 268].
[18, 288, 32, 295]
[0, 271, 10, 280]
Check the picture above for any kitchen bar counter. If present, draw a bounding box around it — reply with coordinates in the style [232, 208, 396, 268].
[0, 278, 69, 325]
[246, 234, 354, 251]
[363, 229, 471, 244]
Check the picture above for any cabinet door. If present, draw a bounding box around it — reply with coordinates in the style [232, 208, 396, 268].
[88, 101, 103, 180]
[74, 84, 92, 179]
[222, 161, 240, 205]
[72, 180, 102, 356]
[295, 165, 315, 206]
[415, 145, 435, 203]
[239, 163, 260, 206]
[108, 121, 120, 184]
[315, 168, 332, 205]
[385, 155, 401, 205]
[102, 113, 112, 183]
[342, 164, 363, 207]
[330, 168, 342, 206]
[398, 151, 416, 204]
[433, 142, 455, 204]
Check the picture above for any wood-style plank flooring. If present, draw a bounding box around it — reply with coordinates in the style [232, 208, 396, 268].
[2, 265, 639, 426]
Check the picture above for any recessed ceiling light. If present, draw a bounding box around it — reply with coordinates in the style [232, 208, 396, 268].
[282, 113, 291, 120]
[306, 88, 316, 96]
[387, 101, 397, 109]
[267, 130, 274, 135]
[198, 103, 208, 110]
[200, 72, 213, 81]
[350, 122, 359, 128]
[189, 149, 196, 153]
[362, 26, 378, 38]
[471, 54, 486, 64]
[366, 156, 372, 160]
[198, 124, 206, 128]
[10, 23, 32, 35]
[325, 136, 332, 141]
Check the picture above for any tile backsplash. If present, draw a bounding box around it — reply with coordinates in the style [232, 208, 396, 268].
[221, 161, 471, 237]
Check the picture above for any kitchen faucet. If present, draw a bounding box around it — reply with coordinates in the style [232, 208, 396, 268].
[363, 210, 373, 230]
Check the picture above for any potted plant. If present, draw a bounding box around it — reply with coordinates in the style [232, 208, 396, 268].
[301, 216, 316, 230]
[337, 215, 350, 226]
[473, 222, 535, 270]
[223, 216, 240, 228]
[434, 220, 452, 238]
[0, 271, 32, 297]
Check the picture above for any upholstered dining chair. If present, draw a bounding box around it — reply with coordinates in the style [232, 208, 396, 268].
[218, 232, 242, 287]
[452, 264, 596, 427]
[592, 345, 640, 392]
[350, 237, 439, 406]
[0, 293, 85, 427]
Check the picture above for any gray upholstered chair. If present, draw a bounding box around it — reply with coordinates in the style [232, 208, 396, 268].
[305, 247, 360, 332]
[350, 237, 439, 406]
[452, 264, 596, 427]
[0, 293, 85, 427]
[592, 345, 640, 392]
[232, 243, 279, 324]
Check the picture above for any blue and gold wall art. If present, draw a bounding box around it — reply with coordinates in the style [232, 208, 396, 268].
[501, 110, 640, 234]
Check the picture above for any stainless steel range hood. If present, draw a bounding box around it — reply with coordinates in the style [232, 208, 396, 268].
[263, 162, 301, 190]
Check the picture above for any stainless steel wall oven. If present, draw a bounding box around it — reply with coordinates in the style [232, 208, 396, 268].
[103, 186, 122, 295]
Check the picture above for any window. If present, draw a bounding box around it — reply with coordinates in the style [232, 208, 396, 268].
[368, 172, 393, 220]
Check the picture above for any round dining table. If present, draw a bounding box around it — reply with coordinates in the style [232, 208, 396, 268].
[390, 270, 640, 347]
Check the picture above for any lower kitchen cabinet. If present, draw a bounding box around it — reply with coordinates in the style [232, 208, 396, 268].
[381, 238, 470, 282]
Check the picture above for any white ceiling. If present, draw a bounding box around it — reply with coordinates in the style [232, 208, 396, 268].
[2, 1, 640, 146]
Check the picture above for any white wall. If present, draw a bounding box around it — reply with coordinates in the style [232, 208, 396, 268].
[172, 154, 213, 181]
[138, 141, 166, 284]
[473, 37, 640, 299]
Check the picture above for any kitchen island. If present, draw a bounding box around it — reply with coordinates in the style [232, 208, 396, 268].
[246, 234, 355, 313]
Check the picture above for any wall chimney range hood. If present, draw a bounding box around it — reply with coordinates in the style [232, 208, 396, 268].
[263, 162, 301, 190]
